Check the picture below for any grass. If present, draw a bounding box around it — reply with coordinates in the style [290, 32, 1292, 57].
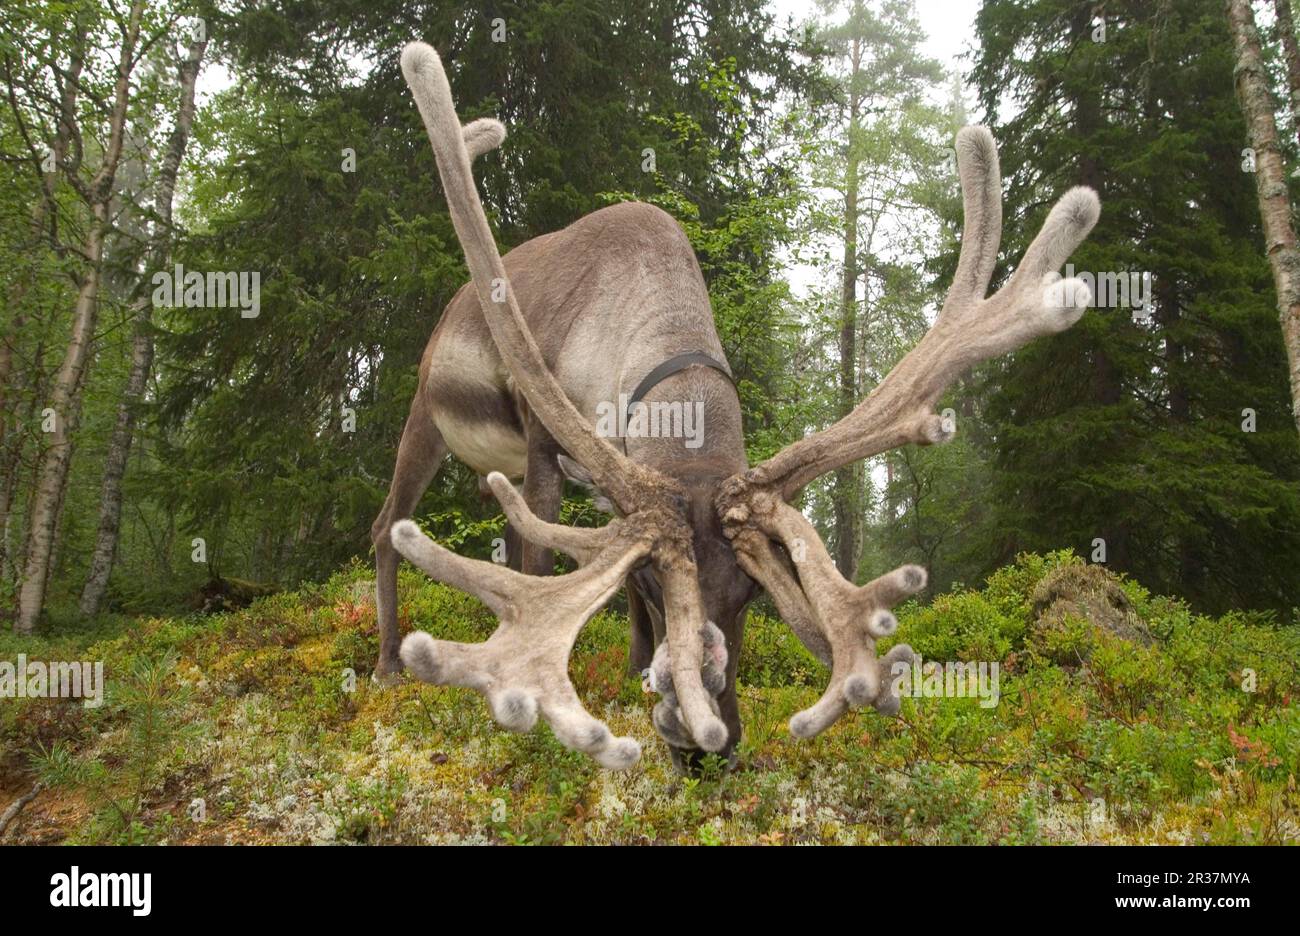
[1, 550, 1298, 845]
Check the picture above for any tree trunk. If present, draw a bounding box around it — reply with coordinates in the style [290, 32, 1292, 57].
[80, 38, 207, 616]
[1273, 0, 1300, 148]
[15, 0, 144, 633]
[0, 340, 43, 587]
[833, 27, 864, 580]
[1228, 0, 1300, 434]
[16, 212, 106, 632]
[0, 43, 83, 446]
[0, 41, 84, 590]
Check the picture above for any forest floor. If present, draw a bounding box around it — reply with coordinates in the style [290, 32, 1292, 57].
[1, 551, 1298, 845]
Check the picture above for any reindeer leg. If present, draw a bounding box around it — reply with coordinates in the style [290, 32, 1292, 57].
[627, 583, 655, 674]
[503, 523, 524, 571]
[372, 395, 446, 683]
[519, 414, 563, 575]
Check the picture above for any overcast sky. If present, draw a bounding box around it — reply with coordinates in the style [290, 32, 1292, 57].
[769, 0, 983, 92]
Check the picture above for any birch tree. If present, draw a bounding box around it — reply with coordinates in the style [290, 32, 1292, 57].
[12, 0, 148, 632]
[1227, 0, 1300, 434]
[1272, 0, 1300, 147]
[80, 35, 206, 615]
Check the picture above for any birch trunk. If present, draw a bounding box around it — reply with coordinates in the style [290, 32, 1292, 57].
[0, 44, 83, 444]
[80, 38, 207, 616]
[1227, 0, 1300, 434]
[15, 0, 145, 633]
[1273, 0, 1300, 147]
[0, 41, 84, 601]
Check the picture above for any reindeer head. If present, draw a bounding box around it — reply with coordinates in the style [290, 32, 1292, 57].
[392, 41, 1100, 770]
[564, 449, 760, 770]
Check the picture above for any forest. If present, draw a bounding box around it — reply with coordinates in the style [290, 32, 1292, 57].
[0, 0, 1298, 846]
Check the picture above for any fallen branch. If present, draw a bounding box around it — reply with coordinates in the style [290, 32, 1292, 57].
[0, 781, 44, 838]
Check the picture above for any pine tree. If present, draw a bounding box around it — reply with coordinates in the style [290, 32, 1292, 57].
[797, 0, 944, 581]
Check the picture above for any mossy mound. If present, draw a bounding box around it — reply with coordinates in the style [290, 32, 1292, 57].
[1029, 562, 1153, 664]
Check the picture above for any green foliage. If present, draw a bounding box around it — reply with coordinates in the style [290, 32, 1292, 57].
[963, 0, 1300, 613]
[736, 610, 824, 688]
[28, 651, 194, 844]
[6, 552, 1298, 845]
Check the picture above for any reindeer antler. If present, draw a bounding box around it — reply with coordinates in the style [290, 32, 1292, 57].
[392, 512, 651, 768]
[397, 42, 728, 761]
[717, 126, 1100, 738]
[400, 43, 657, 512]
[484, 472, 611, 566]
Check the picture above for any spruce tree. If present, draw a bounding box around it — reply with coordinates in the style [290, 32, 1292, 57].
[969, 0, 1300, 612]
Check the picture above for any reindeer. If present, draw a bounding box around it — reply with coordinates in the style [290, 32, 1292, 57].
[372, 42, 1100, 771]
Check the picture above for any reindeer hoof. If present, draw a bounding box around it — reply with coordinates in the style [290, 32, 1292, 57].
[371, 669, 407, 688]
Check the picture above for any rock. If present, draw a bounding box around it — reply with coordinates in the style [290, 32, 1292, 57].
[1029, 563, 1152, 663]
[192, 576, 276, 614]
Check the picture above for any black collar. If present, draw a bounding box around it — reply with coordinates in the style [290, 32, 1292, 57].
[626, 351, 735, 420]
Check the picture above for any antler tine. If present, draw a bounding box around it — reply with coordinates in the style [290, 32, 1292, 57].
[716, 126, 1100, 740]
[730, 529, 831, 665]
[391, 519, 653, 769]
[485, 471, 612, 566]
[727, 126, 1099, 501]
[657, 560, 731, 752]
[946, 125, 1002, 310]
[389, 519, 516, 617]
[741, 496, 921, 737]
[461, 117, 505, 161]
[399, 42, 661, 515]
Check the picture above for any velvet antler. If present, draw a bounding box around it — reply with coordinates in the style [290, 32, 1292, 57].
[717, 126, 1100, 738]
[397, 43, 728, 760]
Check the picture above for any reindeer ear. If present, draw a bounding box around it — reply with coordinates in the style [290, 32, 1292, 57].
[558, 454, 614, 513]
